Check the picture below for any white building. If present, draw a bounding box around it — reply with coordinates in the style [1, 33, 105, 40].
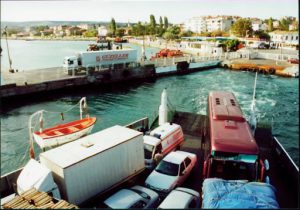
[98, 26, 108, 37]
[205, 16, 233, 32]
[269, 31, 299, 49]
[183, 16, 235, 33]
[77, 24, 94, 30]
[184, 17, 206, 33]
[252, 21, 268, 31]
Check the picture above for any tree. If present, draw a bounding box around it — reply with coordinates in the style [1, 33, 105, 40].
[230, 18, 253, 37]
[268, 17, 273, 31]
[223, 39, 240, 51]
[179, 30, 193, 38]
[164, 16, 169, 30]
[115, 28, 125, 37]
[163, 31, 176, 40]
[279, 18, 291, 31]
[150, 14, 156, 35]
[83, 29, 98, 37]
[110, 18, 116, 36]
[159, 16, 163, 29]
[253, 30, 270, 41]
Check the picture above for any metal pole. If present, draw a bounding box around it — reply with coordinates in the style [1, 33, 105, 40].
[4, 26, 13, 71]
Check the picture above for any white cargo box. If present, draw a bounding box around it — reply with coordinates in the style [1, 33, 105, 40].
[40, 125, 144, 205]
[79, 49, 137, 67]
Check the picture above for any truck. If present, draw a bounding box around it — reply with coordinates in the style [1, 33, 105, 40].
[22, 125, 145, 205]
[143, 122, 184, 169]
[63, 49, 138, 75]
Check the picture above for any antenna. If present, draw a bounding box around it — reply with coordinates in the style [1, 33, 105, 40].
[249, 71, 258, 135]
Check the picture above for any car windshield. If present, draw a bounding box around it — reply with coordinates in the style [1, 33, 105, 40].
[155, 160, 179, 176]
[130, 188, 151, 200]
[144, 144, 154, 159]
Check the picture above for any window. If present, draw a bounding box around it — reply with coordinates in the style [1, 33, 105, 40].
[156, 160, 179, 176]
[184, 157, 192, 167]
[286, 36, 288, 40]
[296, 36, 298, 40]
[291, 36, 293, 40]
[180, 162, 185, 175]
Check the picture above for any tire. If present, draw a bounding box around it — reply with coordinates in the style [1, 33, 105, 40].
[269, 68, 276, 74]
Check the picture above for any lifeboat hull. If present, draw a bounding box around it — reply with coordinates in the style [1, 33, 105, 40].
[33, 117, 97, 149]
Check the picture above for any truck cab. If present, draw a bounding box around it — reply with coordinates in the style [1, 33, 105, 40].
[63, 56, 79, 70]
[143, 122, 184, 169]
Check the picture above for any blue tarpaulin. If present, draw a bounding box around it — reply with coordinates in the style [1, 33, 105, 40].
[202, 178, 279, 209]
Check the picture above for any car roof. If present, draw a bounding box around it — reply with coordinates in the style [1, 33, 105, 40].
[158, 188, 196, 208]
[163, 151, 196, 164]
[104, 189, 141, 208]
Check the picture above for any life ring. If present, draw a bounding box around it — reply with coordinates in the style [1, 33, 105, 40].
[269, 68, 276, 74]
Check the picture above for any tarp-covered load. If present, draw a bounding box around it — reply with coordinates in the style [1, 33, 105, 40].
[202, 178, 279, 208]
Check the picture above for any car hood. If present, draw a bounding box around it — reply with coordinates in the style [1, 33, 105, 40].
[145, 170, 177, 191]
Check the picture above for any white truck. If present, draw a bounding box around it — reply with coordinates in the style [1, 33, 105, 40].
[63, 49, 137, 75]
[17, 125, 145, 206]
[143, 122, 184, 169]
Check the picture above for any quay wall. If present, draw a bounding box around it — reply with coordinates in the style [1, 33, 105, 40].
[0, 61, 221, 101]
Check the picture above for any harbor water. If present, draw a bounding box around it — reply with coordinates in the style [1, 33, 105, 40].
[0, 40, 299, 176]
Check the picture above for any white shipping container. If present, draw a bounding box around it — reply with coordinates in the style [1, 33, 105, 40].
[79, 49, 137, 67]
[40, 125, 144, 205]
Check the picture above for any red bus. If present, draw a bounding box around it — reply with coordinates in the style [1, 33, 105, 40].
[202, 91, 266, 181]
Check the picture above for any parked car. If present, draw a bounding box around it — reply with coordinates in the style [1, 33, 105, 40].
[288, 58, 299, 64]
[145, 151, 197, 193]
[103, 185, 159, 209]
[158, 187, 200, 209]
[258, 43, 269, 49]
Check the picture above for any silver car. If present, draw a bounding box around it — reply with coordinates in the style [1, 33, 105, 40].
[145, 151, 197, 193]
[103, 185, 159, 209]
[158, 187, 200, 209]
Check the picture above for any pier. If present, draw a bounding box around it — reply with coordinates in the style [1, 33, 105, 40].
[0, 56, 221, 101]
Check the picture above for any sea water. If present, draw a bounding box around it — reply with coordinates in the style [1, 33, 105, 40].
[0, 40, 298, 175]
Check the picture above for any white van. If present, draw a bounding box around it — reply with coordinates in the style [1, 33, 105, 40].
[143, 122, 184, 169]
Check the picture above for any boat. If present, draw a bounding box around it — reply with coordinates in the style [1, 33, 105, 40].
[33, 117, 96, 149]
[114, 37, 128, 43]
[1, 90, 298, 208]
[150, 49, 184, 60]
[29, 97, 96, 151]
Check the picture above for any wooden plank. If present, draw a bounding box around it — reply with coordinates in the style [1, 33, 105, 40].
[32, 193, 49, 204]
[31, 191, 46, 201]
[2, 195, 23, 208]
[51, 200, 64, 208]
[23, 191, 40, 200]
[12, 200, 29, 209]
[38, 201, 54, 209]
[35, 197, 52, 207]
[20, 188, 37, 197]
[54, 200, 69, 209]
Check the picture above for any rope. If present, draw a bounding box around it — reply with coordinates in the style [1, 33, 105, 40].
[43, 100, 82, 114]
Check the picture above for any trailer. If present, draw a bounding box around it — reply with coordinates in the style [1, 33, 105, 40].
[39, 125, 145, 205]
[63, 49, 138, 74]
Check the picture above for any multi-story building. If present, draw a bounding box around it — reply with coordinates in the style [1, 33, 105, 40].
[183, 15, 237, 33]
[252, 20, 268, 31]
[77, 24, 94, 30]
[205, 16, 234, 32]
[183, 17, 206, 34]
[269, 30, 299, 49]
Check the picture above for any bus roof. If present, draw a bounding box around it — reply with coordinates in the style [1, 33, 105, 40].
[208, 91, 259, 155]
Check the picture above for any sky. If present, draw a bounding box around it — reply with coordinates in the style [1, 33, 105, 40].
[1, 0, 299, 23]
